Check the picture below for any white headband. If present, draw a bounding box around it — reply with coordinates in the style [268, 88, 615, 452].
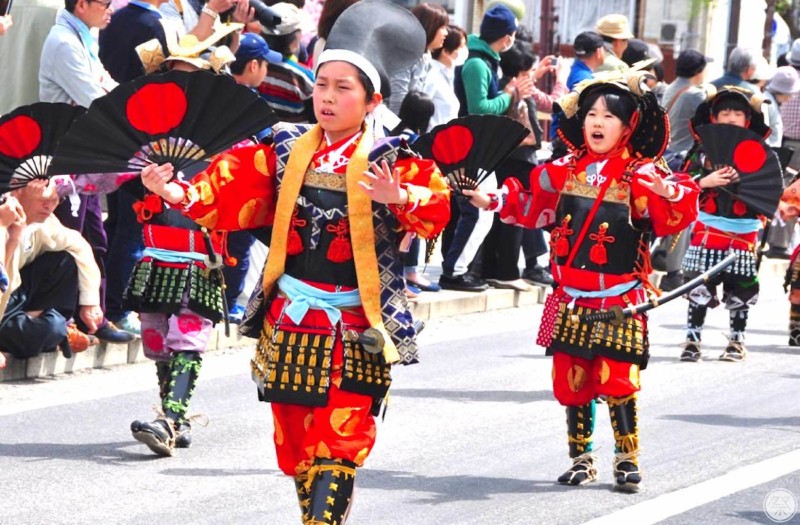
[315, 49, 382, 93]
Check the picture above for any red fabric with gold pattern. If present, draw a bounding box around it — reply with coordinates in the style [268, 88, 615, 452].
[182, 143, 278, 231]
[551, 352, 641, 406]
[388, 157, 451, 239]
[267, 284, 377, 476]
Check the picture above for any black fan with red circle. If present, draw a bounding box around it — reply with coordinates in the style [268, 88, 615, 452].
[411, 115, 530, 195]
[696, 123, 784, 216]
[48, 70, 278, 176]
[0, 102, 86, 193]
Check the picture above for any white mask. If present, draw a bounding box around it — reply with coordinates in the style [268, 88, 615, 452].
[454, 46, 469, 66]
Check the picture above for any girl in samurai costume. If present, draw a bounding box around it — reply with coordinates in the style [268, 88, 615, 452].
[465, 74, 699, 492]
[141, 1, 450, 522]
[679, 86, 771, 363]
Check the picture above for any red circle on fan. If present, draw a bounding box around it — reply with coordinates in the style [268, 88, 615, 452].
[732, 139, 766, 173]
[0, 115, 42, 159]
[431, 125, 473, 164]
[126, 83, 187, 134]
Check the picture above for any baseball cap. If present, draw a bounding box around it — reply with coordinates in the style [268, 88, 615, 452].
[675, 49, 709, 78]
[573, 31, 604, 57]
[235, 33, 283, 64]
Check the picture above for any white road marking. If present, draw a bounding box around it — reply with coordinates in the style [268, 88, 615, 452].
[583, 448, 800, 525]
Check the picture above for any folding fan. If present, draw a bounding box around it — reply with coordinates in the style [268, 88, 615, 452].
[411, 115, 530, 194]
[696, 123, 784, 216]
[48, 70, 278, 176]
[0, 102, 85, 192]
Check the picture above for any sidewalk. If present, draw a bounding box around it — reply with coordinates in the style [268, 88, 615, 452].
[0, 266, 549, 382]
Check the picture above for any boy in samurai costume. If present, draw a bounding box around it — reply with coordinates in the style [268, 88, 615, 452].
[777, 176, 800, 345]
[466, 74, 699, 492]
[680, 86, 771, 362]
[123, 26, 241, 455]
[141, 1, 450, 522]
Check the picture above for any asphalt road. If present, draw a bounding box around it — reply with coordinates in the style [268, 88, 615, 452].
[0, 269, 798, 525]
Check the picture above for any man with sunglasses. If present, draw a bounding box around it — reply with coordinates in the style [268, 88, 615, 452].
[38, 0, 137, 345]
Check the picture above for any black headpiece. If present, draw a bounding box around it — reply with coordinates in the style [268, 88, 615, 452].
[555, 71, 669, 159]
[316, 0, 426, 94]
[690, 85, 770, 140]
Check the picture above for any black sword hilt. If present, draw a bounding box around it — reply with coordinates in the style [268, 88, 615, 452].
[572, 305, 625, 326]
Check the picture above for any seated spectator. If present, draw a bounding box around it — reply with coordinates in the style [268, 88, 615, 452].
[0, 180, 102, 362]
[258, 2, 315, 123]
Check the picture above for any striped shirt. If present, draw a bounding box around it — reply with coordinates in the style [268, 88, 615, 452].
[257, 58, 315, 123]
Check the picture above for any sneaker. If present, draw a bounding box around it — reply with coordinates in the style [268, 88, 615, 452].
[486, 278, 534, 292]
[557, 452, 598, 486]
[522, 265, 554, 287]
[94, 322, 136, 344]
[613, 451, 642, 493]
[115, 313, 141, 336]
[132, 418, 176, 456]
[228, 304, 245, 324]
[659, 271, 684, 292]
[438, 273, 488, 292]
[720, 340, 747, 362]
[680, 341, 701, 362]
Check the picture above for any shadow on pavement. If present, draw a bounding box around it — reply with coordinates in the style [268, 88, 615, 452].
[660, 414, 800, 429]
[0, 441, 159, 464]
[388, 388, 552, 403]
[358, 469, 611, 503]
[160, 468, 278, 477]
[727, 510, 774, 524]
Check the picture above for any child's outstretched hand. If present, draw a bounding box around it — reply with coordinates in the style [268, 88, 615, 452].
[462, 189, 492, 209]
[360, 160, 409, 205]
[637, 170, 678, 199]
[699, 166, 738, 189]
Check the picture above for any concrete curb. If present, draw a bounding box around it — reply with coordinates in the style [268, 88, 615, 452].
[0, 285, 547, 382]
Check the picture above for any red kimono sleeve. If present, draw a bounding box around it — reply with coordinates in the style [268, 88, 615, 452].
[180, 144, 278, 231]
[388, 158, 451, 239]
[497, 159, 568, 229]
[630, 162, 700, 237]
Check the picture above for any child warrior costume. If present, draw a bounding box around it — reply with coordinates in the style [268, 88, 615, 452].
[482, 74, 699, 491]
[680, 87, 771, 362]
[145, 1, 449, 522]
[778, 175, 800, 345]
